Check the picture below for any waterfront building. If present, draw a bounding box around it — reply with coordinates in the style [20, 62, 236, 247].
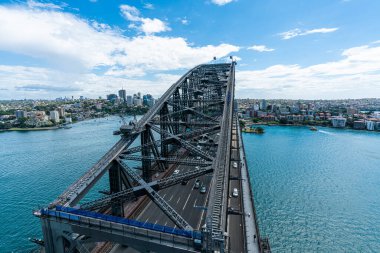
[118, 89, 126, 103]
[373, 111, 380, 119]
[353, 120, 366, 130]
[57, 107, 65, 117]
[331, 117, 347, 128]
[31, 111, 46, 120]
[257, 111, 267, 118]
[65, 117, 72, 123]
[366, 120, 375, 131]
[15, 110, 27, 119]
[49, 111, 60, 123]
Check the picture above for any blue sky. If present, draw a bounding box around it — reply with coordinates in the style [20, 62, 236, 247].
[0, 0, 380, 99]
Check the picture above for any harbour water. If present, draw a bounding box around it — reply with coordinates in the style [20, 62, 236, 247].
[1, 118, 379, 252]
[0, 116, 127, 252]
[244, 126, 380, 252]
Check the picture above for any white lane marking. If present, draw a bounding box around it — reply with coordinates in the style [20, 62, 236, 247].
[176, 196, 181, 204]
[145, 218, 149, 223]
[197, 179, 212, 230]
[193, 199, 197, 207]
[182, 194, 192, 211]
[136, 201, 151, 219]
[164, 222, 168, 226]
[163, 193, 167, 198]
[169, 194, 174, 201]
[154, 220, 158, 225]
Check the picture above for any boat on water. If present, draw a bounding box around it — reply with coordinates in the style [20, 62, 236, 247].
[309, 126, 318, 131]
[113, 130, 121, 135]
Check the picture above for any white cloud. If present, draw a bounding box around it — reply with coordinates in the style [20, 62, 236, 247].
[140, 18, 170, 34]
[181, 18, 189, 25]
[0, 64, 185, 99]
[120, 4, 170, 34]
[211, 0, 234, 6]
[236, 43, 380, 99]
[280, 27, 338, 40]
[247, 45, 274, 52]
[0, 4, 239, 99]
[143, 3, 154, 10]
[27, 0, 62, 9]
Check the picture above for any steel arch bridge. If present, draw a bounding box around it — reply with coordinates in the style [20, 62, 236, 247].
[34, 62, 270, 253]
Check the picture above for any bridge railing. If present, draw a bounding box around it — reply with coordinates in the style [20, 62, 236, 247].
[237, 117, 271, 252]
[42, 206, 202, 240]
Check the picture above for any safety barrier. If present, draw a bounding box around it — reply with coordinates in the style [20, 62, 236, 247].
[42, 206, 201, 240]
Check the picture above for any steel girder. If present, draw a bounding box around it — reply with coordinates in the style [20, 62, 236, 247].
[40, 63, 235, 253]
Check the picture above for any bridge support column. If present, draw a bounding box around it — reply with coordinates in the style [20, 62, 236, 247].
[109, 161, 124, 217]
[41, 218, 73, 253]
[160, 103, 169, 169]
[173, 88, 181, 135]
[142, 126, 152, 182]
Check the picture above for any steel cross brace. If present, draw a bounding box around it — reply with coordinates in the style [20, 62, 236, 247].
[80, 165, 213, 211]
[148, 123, 214, 161]
[116, 159, 193, 230]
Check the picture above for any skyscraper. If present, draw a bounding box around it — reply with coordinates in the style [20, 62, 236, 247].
[118, 89, 126, 103]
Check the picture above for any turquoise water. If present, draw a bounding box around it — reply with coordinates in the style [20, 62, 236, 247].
[0, 116, 126, 252]
[1, 119, 380, 252]
[244, 126, 380, 252]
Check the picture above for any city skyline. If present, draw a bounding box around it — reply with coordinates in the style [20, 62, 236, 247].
[1, 0, 380, 99]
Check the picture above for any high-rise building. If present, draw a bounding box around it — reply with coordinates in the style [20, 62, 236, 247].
[49, 111, 60, 123]
[118, 89, 126, 103]
[260, 99, 267, 110]
[57, 107, 65, 117]
[15, 110, 27, 119]
[126, 95, 133, 106]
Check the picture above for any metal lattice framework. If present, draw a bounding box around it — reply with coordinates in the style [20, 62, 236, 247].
[38, 62, 236, 253]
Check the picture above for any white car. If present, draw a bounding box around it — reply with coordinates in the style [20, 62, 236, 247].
[195, 166, 200, 170]
[173, 169, 180, 175]
[233, 162, 238, 168]
[232, 188, 238, 197]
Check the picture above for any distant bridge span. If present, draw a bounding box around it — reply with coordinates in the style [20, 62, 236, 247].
[35, 62, 270, 253]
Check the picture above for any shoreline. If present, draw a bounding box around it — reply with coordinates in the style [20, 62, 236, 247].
[0, 114, 140, 133]
[4, 126, 60, 131]
[249, 122, 379, 132]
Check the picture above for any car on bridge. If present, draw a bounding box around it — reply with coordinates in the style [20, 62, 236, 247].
[173, 169, 180, 175]
[194, 179, 201, 189]
[200, 185, 207, 194]
[232, 188, 238, 197]
[233, 162, 238, 168]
